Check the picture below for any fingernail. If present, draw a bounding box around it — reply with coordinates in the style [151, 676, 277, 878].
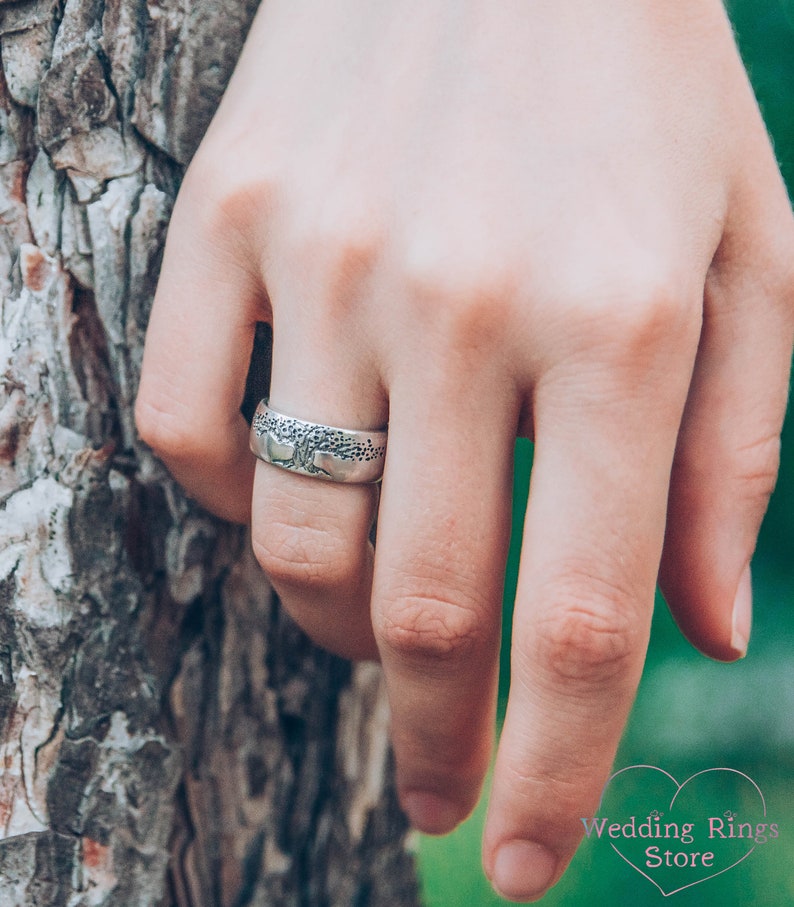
[492, 840, 557, 902]
[730, 564, 752, 658]
[401, 791, 461, 835]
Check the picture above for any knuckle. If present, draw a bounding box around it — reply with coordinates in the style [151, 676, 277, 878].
[597, 281, 693, 356]
[318, 202, 382, 270]
[611, 281, 689, 341]
[753, 220, 794, 320]
[404, 256, 510, 308]
[377, 594, 488, 663]
[281, 195, 383, 308]
[553, 262, 698, 368]
[399, 236, 516, 342]
[501, 760, 591, 817]
[135, 394, 200, 464]
[134, 394, 165, 452]
[252, 517, 361, 593]
[530, 591, 638, 687]
[732, 431, 781, 504]
[445, 288, 513, 352]
[178, 146, 277, 250]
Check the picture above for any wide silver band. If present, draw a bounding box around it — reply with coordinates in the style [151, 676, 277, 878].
[249, 399, 387, 483]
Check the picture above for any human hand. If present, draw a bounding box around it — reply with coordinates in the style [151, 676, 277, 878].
[136, 0, 794, 900]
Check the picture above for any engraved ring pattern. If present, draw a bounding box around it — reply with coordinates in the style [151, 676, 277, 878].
[249, 399, 387, 483]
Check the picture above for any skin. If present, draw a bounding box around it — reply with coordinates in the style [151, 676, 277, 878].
[136, 0, 794, 900]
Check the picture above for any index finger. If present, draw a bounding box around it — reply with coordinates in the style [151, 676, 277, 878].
[136, 171, 264, 523]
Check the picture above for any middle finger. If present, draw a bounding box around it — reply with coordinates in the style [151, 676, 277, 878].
[372, 359, 518, 834]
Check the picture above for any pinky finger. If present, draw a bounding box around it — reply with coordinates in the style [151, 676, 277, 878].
[661, 189, 794, 659]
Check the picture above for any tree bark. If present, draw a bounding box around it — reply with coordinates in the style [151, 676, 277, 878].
[0, 1, 419, 904]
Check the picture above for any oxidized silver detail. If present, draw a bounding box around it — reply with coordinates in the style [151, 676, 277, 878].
[250, 399, 387, 483]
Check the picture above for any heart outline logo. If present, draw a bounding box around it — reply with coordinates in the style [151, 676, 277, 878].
[589, 765, 768, 897]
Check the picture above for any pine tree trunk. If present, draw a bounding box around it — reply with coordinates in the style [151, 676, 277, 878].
[0, 1, 419, 903]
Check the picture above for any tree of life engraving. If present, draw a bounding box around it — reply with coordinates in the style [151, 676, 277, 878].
[252, 407, 386, 478]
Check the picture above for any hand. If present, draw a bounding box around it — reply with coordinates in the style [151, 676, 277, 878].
[136, 0, 794, 900]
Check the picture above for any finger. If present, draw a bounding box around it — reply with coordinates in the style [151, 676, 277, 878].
[250, 304, 387, 660]
[370, 367, 517, 835]
[252, 463, 380, 659]
[482, 305, 699, 902]
[660, 157, 794, 660]
[136, 173, 263, 523]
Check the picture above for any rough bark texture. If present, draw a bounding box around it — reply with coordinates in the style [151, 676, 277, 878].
[0, 0, 420, 904]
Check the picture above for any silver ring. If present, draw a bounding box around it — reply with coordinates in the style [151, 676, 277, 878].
[249, 399, 387, 483]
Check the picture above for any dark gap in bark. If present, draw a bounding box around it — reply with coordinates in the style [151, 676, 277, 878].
[233, 827, 266, 907]
[68, 283, 120, 445]
[0, 579, 18, 742]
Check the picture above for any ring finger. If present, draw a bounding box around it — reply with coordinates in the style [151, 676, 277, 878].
[250, 303, 388, 660]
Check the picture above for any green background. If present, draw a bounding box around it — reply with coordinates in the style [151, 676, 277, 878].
[418, 3, 794, 904]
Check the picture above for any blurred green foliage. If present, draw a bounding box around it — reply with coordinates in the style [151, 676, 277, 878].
[727, 0, 794, 571]
[418, 2, 794, 904]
